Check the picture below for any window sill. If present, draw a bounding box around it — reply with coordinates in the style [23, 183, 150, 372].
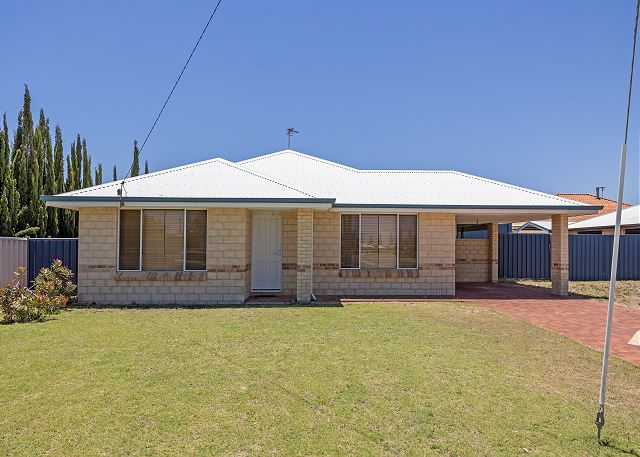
[115, 271, 207, 282]
[338, 269, 418, 278]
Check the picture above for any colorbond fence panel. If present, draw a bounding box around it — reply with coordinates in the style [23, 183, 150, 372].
[499, 233, 640, 280]
[0, 237, 28, 286]
[499, 234, 550, 279]
[27, 238, 79, 286]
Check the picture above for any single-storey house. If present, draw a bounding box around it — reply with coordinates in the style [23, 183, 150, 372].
[568, 204, 639, 235]
[42, 150, 601, 305]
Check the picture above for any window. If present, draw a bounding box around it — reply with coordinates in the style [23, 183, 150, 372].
[186, 210, 207, 270]
[577, 230, 602, 235]
[398, 215, 417, 268]
[626, 228, 640, 235]
[118, 209, 207, 271]
[119, 210, 141, 270]
[143, 210, 184, 270]
[340, 214, 359, 268]
[340, 214, 417, 269]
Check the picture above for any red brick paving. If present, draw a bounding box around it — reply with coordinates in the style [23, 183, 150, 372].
[456, 283, 640, 366]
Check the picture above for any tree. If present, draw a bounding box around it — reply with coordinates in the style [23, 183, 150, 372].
[82, 138, 92, 188]
[63, 154, 76, 237]
[95, 163, 103, 185]
[52, 125, 64, 237]
[144, 160, 149, 174]
[0, 189, 9, 236]
[131, 140, 140, 177]
[112, 165, 117, 181]
[12, 147, 28, 228]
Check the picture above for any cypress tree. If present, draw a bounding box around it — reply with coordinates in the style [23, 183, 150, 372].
[2, 113, 8, 151]
[13, 147, 28, 220]
[0, 189, 9, 236]
[0, 131, 7, 235]
[63, 154, 76, 237]
[73, 135, 82, 187]
[52, 125, 64, 237]
[95, 163, 103, 185]
[0, 130, 6, 198]
[18, 85, 34, 172]
[131, 140, 140, 177]
[28, 147, 43, 235]
[144, 160, 149, 174]
[82, 138, 92, 188]
[112, 165, 117, 181]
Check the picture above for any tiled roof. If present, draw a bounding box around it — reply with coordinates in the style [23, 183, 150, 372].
[556, 193, 631, 223]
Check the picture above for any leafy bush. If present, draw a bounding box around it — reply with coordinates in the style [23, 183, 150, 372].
[0, 260, 76, 324]
[33, 259, 76, 299]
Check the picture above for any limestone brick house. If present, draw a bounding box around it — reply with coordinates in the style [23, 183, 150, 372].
[42, 150, 601, 305]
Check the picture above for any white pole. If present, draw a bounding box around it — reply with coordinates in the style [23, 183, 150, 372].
[595, 0, 638, 444]
[595, 144, 627, 443]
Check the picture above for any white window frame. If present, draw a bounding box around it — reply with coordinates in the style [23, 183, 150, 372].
[339, 213, 418, 270]
[117, 208, 208, 272]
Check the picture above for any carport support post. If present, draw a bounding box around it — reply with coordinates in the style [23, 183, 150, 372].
[488, 223, 499, 282]
[296, 208, 313, 302]
[551, 214, 569, 296]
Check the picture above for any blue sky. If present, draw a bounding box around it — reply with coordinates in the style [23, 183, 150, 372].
[1, 0, 639, 203]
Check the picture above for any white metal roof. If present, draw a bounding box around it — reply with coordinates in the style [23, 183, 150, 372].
[239, 150, 596, 208]
[569, 205, 640, 229]
[43, 149, 602, 217]
[54, 158, 318, 200]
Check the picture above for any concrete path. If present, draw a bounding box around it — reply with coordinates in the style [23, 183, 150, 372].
[456, 283, 640, 366]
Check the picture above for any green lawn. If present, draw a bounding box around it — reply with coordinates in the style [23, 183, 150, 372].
[509, 280, 640, 309]
[1, 302, 639, 456]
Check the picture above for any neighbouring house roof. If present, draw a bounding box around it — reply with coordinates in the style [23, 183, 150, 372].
[556, 193, 632, 223]
[569, 205, 640, 230]
[42, 149, 602, 221]
[514, 220, 551, 233]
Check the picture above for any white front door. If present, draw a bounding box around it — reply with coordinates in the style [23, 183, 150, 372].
[251, 212, 282, 291]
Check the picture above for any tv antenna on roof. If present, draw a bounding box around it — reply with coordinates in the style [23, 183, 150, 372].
[287, 127, 299, 149]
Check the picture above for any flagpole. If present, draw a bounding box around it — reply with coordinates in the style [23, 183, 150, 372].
[595, 0, 639, 444]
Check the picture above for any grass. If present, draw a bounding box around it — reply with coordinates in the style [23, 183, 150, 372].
[510, 280, 640, 308]
[1, 302, 639, 456]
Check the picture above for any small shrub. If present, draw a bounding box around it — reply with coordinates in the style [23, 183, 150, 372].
[0, 261, 76, 324]
[34, 259, 76, 299]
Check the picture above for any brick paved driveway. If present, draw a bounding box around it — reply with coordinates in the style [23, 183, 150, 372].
[456, 283, 640, 365]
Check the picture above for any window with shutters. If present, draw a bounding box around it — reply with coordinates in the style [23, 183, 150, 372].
[118, 209, 207, 271]
[340, 214, 417, 269]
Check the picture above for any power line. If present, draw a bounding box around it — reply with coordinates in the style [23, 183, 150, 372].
[121, 0, 224, 184]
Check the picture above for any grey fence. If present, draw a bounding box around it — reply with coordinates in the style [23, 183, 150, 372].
[499, 233, 640, 280]
[0, 237, 28, 286]
[27, 238, 79, 286]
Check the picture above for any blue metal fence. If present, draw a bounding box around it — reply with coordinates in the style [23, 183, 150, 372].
[499, 233, 550, 279]
[27, 238, 79, 286]
[499, 233, 640, 280]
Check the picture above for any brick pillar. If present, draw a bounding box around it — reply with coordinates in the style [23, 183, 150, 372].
[296, 208, 313, 302]
[488, 223, 499, 283]
[551, 214, 569, 296]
